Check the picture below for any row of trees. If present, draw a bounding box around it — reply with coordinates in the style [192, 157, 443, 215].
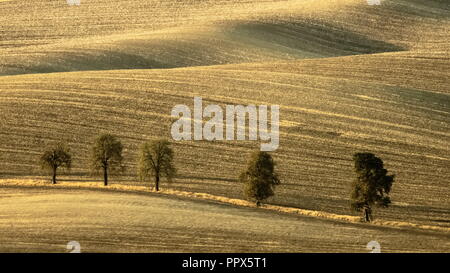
[239, 151, 394, 222]
[40, 134, 175, 191]
[40, 134, 395, 222]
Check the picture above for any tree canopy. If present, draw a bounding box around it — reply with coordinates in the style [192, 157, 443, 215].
[40, 143, 72, 184]
[138, 139, 176, 191]
[351, 152, 395, 222]
[91, 134, 124, 186]
[240, 151, 280, 206]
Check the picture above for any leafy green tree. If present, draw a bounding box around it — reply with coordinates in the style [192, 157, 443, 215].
[138, 139, 176, 191]
[40, 143, 72, 184]
[91, 134, 124, 186]
[351, 152, 395, 222]
[240, 151, 280, 206]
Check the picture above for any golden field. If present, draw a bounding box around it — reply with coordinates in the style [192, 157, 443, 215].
[0, 0, 449, 252]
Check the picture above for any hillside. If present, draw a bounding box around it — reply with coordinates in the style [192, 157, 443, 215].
[0, 0, 448, 75]
[0, 0, 449, 252]
[0, 50, 448, 228]
[1, 186, 448, 252]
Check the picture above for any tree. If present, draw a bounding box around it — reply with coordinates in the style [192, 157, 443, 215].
[40, 143, 72, 184]
[240, 151, 280, 206]
[351, 152, 395, 222]
[138, 139, 176, 191]
[91, 134, 124, 186]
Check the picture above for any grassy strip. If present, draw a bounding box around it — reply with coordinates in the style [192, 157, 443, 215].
[1, 178, 449, 234]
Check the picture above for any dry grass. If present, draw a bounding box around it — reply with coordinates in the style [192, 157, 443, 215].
[0, 0, 448, 75]
[0, 49, 448, 228]
[0, 0, 449, 251]
[2, 185, 448, 252]
[2, 179, 449, 234]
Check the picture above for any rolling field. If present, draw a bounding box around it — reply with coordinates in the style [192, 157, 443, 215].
[0, 0, 448, 75]
[1, 186, 448, 252]
[0, 0, 449, 252]
[0, 52, 448, 229]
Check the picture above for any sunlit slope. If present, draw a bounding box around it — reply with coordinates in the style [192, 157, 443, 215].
[0, 52, 449, 227]
[0, 23, 403, 75]
[1, 0, 448, 75]
[211, 50, 450, 94]
[1, 187, 448, 252]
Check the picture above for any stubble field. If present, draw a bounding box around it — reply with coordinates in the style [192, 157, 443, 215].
[0, 0, 449, 252]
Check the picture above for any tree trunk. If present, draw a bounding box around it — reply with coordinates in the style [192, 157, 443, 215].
[256, 200, 261, 207]
[103, 166, 108, 186]
[363, 206, 371, 222]
[52, 166, 57, 184]
[155, 175, 160, 191]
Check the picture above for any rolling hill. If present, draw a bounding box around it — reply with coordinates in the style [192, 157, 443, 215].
[0, 50, 448, 228]
[0, 0, 449, 252]
[0, 0, 448, 75]
[1, 186, 448, 252]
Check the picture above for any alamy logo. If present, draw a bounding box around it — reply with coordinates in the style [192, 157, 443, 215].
[367, 0, 381, 5]
[170, 97, 280, 151]
[66, 241, 81, 253]
[67, 0, 81, 6]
